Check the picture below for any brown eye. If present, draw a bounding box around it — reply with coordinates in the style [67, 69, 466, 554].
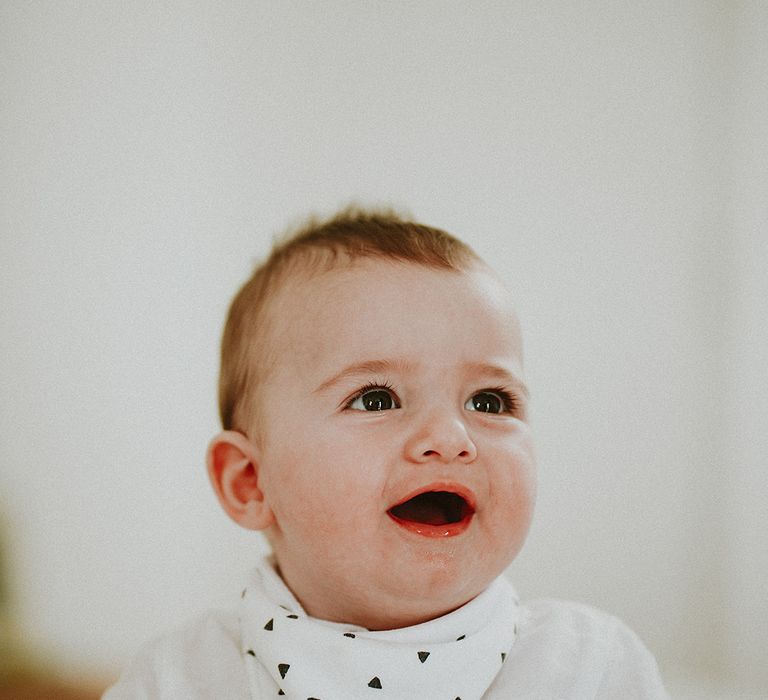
[465, 392, 504, 414]
[349, 388, 397, 411]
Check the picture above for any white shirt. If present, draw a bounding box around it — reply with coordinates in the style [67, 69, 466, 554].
[104, 560, 669, 699]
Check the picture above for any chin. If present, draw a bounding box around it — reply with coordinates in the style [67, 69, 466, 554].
[380, 558, 493, 616]
[363, 589, 478, 631]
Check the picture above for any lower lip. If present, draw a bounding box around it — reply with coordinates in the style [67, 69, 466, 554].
[387, 512, 474, 538]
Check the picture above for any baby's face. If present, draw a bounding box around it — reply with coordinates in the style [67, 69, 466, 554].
[251, 259, 536, 630]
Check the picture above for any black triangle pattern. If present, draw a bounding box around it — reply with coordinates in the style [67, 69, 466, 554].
[242, 592, 518, 697]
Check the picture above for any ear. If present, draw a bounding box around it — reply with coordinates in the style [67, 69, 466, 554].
[206, 431, 275, 530]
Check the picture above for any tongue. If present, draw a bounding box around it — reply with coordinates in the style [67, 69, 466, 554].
[389, 492, 463, 525]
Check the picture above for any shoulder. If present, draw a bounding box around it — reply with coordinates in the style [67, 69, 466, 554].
[522, 597, 635, 645]
[499, 598, 669, 699]
[102, 609, 250, 700]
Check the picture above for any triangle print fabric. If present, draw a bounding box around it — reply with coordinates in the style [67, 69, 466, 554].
[239, 558, 520, 700]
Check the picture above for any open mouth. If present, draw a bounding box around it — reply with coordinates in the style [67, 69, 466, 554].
[387, 490, 475, 537]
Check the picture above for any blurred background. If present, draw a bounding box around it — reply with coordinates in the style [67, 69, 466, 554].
[1, 2, 766, 698]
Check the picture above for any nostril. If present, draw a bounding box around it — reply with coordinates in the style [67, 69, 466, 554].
[407, 421, 477, 463]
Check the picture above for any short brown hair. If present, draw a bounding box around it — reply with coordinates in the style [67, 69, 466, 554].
[218, 207, 482, 433]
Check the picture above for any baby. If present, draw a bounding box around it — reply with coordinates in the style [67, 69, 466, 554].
[104, 209, 668, 699]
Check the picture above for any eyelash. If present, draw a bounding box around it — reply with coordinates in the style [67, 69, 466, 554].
[343, 381, 400, 409]
[482, 386, 520, 414]
[342, 382, 521, 415]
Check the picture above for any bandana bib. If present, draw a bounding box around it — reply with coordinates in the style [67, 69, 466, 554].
[239, 559, 520, 700]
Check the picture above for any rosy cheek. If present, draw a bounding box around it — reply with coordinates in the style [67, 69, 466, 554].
[488, 437, 537, 511]
[507, 428, 537, 475]
[270, 472, 352, 530]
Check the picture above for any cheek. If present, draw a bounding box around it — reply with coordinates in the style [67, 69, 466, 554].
[490, 434, 537, 523]
[513, 447, 537, 504]
[264, 444, 375, 535]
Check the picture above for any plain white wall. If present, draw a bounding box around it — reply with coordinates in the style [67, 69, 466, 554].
[722, 1, 768, 690]
[1, 1, 764, 693]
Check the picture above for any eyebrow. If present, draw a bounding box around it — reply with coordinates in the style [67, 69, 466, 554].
[462, 362, 530, 399]
[314, 358, 529, 399]
[314, 358, 415, 394]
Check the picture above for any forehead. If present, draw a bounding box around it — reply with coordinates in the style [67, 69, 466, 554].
[263, 258, 523, 375]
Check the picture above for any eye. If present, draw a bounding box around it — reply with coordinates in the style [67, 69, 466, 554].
[346, 385, 400, 411]
[464, 390, 515, 414]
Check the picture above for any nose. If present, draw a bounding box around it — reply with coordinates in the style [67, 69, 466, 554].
[404, 410, 478, 464]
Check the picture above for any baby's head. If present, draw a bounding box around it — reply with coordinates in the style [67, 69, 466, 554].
[207, 209, 536, 630]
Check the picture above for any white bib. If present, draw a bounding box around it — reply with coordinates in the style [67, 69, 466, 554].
[239, 558, 520, 700]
